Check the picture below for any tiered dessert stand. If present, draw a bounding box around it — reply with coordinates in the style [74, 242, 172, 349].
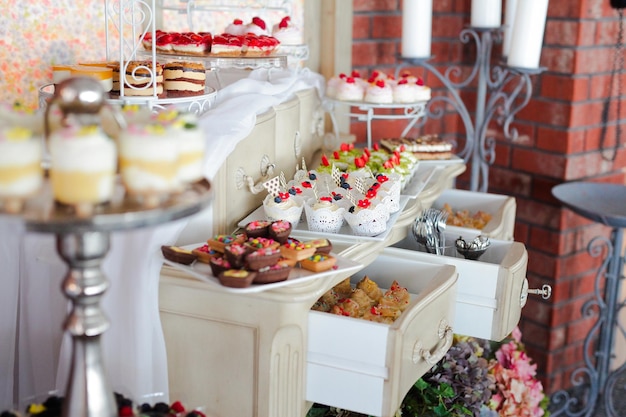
[5, 77, 214, 417]
[324, 98, 429, 149]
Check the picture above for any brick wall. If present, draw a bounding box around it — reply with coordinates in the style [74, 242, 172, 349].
[351, 0, 626, 394]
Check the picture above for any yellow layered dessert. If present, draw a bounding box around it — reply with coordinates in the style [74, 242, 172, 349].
[49, 125, 117, 210]
[0, 127, 43, 212]
[118, 123, 180, 204]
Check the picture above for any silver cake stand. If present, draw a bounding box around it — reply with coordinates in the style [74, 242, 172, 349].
[4, 178, 213, 417]
[2, 77, 214, 417]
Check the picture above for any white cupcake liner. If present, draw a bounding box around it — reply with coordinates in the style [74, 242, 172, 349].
[304, 200, 345, 233]
[263, 194, 304, 225]
[343, 201, 390, 236]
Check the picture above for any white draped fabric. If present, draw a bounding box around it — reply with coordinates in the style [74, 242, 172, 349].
[0, 68, 324, 409]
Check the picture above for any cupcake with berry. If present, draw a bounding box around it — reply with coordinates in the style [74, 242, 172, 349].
[343, 197, 390, 237]
[304, 195, 346, 234]
[262, 176, 304, 225]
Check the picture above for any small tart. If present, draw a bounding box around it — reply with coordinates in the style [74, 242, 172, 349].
[279, 240, 316, 261]
[209, 256, 232, 276]
[244, 220, 271, 238]
[207, 233, 246, 253]
[191, 244, 219, 263]
[305, 238, 333, 254]
[218, 269, 256, 288]
[244, 237, 280, 251]
[277, 257, 298, 268]
[224, 243, 250, 269]
[245, 247, 281, 271]
[300, 254, 337, 272]
[253, 263, 292, 284]
[161, 245, 197, 265]
[268, 220, 292, 243]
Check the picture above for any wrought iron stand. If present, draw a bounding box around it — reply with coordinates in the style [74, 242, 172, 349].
[399, 27, 544, 192]
[551, 182, 626, 417]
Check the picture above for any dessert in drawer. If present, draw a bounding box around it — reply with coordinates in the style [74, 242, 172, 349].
[391, 230, 528, 341]
[306, 253, 458, 417]
[433, 188, 516, 241]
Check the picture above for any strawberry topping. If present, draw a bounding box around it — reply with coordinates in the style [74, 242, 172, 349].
[279, 16, 291, 29]
[252, 16, 266, 30]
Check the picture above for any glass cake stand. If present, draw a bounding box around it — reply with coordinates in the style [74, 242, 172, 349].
[1, 178, 213, 417]
[551, 182, 626, 416]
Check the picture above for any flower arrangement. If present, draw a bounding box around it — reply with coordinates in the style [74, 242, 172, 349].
[485, 327, 549, 417]
[306, 327, 549, 417]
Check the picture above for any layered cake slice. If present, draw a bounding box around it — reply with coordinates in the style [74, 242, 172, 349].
[163, 61, 206, 97]
[380, 134, 453, 160]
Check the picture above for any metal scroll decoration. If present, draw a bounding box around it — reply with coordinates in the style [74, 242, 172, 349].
[399, 27, 544, 192]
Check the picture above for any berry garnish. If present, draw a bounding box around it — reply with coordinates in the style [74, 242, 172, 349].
[279, 16, 290, 29]
[252, 16, 267, 29]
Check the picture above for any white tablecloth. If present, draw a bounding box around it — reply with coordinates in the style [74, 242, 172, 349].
[0, 67, 324, 408]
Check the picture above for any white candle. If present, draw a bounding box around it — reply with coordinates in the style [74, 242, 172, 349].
[502, 0, 518, 57]
[401, 0, 433, 59]
[506, 0, 549, 68]
[471, 0, 502, 28]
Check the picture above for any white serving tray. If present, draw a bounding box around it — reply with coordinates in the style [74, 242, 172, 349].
[237, 196, 410, 243]
[307, 253, 458, 417]
[158, 244, 363, 294]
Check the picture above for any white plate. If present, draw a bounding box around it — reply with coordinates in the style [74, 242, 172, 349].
[159, 244, 363, 294]
[237, 196, 410, 243]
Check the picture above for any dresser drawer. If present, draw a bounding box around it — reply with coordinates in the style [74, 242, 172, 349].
[391, 230, 528, 341]
[306, 253, 457, 417]
[432, 188, 516, 241]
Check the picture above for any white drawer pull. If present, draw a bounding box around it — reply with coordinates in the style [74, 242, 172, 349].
[234, 154, 276, 194]
[412, 319, 454, 365]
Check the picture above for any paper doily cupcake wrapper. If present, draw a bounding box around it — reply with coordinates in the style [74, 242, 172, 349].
[304, 203, 345, 233]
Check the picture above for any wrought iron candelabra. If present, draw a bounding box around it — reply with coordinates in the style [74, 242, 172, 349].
[399, 27, 544, 192]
